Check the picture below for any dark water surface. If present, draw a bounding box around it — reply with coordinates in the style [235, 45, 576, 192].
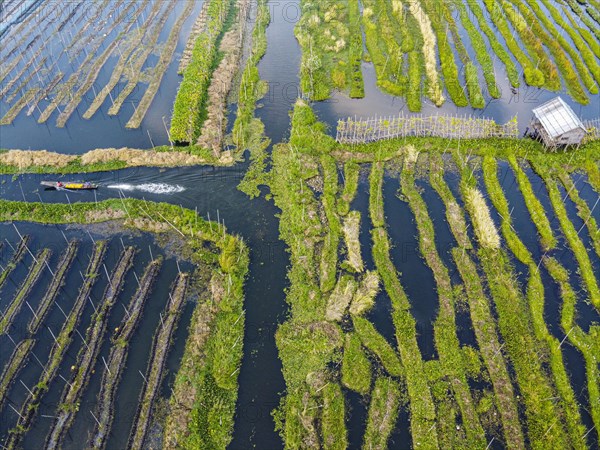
[1, 0, 600, 448]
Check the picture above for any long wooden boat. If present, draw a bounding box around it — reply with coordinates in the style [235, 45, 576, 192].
[41, 181, 98, 190]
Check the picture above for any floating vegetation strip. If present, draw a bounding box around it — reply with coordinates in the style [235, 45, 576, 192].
[106, 0, 177, 117]
[0, 248, 51, 334]
[0, 339, 35, 411]
[37, 0, 143, 124]
[454, 156, 572, 446]
[196, 0, 251, 153]
[28, 240, 79, 335]
[362, 377, 401, 449]
[353, 316, 402, 377]
[430, 154, 524, 447]
[170, 0, 236, 144]
[558, 172, 600, 259]
[0, 88, 40, 125]
[368, 161, 439, 447]
[82, 0, 158, 120]
[0, 235, 30, 291]
[234, 0, 271, 198]
[401, 153, 485, 447]
[341, 332, 371, 394]
[534, 164, 600, 310]
[6, 241, 107, 449]
[508, 156, 557, 251]
[544, 257, 600, 437]
[126, 0, 196, 130]
[90, 257, 162, 450]
[44, 246, 136, 450]
[482, 155, 586, 448]
[128, 273, 189, 450]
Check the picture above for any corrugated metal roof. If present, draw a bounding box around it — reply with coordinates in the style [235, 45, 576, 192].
[532, 97, 585, 138]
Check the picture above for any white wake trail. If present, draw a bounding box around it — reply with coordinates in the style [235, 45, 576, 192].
[107, 183, 186, 194]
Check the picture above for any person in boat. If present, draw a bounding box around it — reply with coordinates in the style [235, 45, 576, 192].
[57, 181, 63, 188]
[84, 182, 91, 188]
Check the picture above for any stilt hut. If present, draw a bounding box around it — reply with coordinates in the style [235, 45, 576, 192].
[526, 97, 587, 149]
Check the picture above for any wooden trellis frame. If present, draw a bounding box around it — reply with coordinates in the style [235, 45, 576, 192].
[335, 113, 519, 143]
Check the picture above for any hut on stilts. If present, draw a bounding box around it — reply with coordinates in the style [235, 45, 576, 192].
[525, 97, 588, 149]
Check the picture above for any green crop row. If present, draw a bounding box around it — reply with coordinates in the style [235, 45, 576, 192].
[419, 0, 468, 107]
[6, 241, 107, 449]
[482, 156, 586, 448]
[320, 154, 342, 292]
[544, 257, 600, 435]
[235, 0, 271, 198]
[353, 316, 403, 377]
[453, 158, 570, 447]
[507, 0, 591, 103]
[337, 161, 360, 216]
[0, 248, 51, 334]
[401, 156, 486, 447]
[537, 0, 600, 87]
[450, 0, 501, 97]
[463, 0, 520, 88]
[481, 0, 545, 87]
[369, 161, 439, 448]
[532, 163, 600, 310]
[0, 235, 30, 291]
[362, 377, 401, 448]
[508, 155, 557, 250]
[563, 0, 600, 41]
[558, 172, 600, 258]
[341, 332, 372, 394]
[170, 0, 234, 144]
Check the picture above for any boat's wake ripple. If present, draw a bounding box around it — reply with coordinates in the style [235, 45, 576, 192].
[106, 183, 186, 194]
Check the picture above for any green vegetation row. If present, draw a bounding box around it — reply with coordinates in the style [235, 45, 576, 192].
[557, 172, 600, 258]
[532, 163, 600, 310]
[454, 156, 570, 448]
[0, 235, 30, 291]
[7, 241, 107, 449]
[0, 248, 51, 334]
[45, 246, 136, 450]
[368, 158, 439, 448]
[544, 257, 600, 437]
[128, 273, 188, 449]
[235, 0, 271, 198]
[401, 152, 486, 447]
[482, 155, 586, 448]
[28, 241, 79, 334]
[428, 153, 524, 447]
[0, 198, 249, 449]
[0, 339, 35, 412]
[91, 257, 162, 449]
[170, 0, 235, 144]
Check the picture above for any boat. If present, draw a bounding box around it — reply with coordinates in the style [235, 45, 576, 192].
[41, 181, 99, 190]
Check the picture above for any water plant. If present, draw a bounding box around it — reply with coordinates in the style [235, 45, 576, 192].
[0, 235, 30, 291]
[0, 248, 51, 334]
[341, 332, 372, 394]
[45, 246, 136, 450]
[170, 0, 235, 144]
[6, 241, 107, 449]
[128, 273, 188, 449]
[90, 256, 163, 449]
[482, 155, 586, 447]
[362, 377, 401, 449]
